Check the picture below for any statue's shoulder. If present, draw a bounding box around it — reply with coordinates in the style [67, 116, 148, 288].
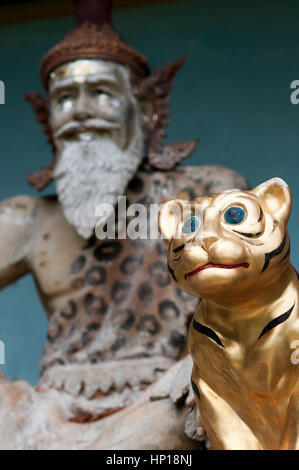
[168, 164, 250, 199]
[0, 194, 41, 235]
[178, 165, 249, 189]
[4, 194, 60, 224]
[0, 194, 39, 214]
[136, 162, 249, 200]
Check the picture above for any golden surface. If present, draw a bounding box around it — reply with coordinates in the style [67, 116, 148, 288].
[159, 178, 299, 449]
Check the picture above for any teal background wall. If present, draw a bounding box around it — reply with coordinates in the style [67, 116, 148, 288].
[1, 0, 299, 384]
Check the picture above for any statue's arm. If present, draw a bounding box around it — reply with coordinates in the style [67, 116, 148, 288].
[0, 195, 37, 289]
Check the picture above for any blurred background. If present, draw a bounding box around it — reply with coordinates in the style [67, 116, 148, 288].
[0, 0, 299, 384]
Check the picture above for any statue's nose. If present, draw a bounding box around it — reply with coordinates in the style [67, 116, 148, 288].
[74, 110, 91, 121]
[73, 92, 93, 121]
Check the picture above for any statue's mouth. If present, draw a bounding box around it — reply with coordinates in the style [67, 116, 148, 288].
[184, 262, 249, 280]
[55, 120, 120, 139]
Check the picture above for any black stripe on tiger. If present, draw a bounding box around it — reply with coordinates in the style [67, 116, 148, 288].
[193, 319, 225, 348]
[258, 205, 263, 223]
[261, 231, 287, 273]
[233, 230, 262, 238]
[191, 379, 200, 399]
[280, 244, 290, 262]
[257, 303, 295, 342]
[173, 243, 186, 253]
[168, 264, 177, 282]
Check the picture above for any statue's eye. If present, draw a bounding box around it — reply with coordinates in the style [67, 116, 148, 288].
[224, 206, 246, 225]
[182, 216, 201, 234]
[93, 89, 112, 98]
[58, 94, 71, 104]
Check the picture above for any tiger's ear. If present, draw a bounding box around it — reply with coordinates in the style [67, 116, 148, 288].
[159, 199, 184, 243]
[252, 178, 292, 222]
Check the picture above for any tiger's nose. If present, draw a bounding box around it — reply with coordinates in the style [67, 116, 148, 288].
[202, 236, 218, 251]
[209, 238, 246, 264]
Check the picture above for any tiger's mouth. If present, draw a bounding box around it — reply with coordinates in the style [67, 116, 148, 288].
[184, 262, 249, 280]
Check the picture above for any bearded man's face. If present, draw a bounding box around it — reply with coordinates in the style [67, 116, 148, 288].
[48, 59, 146, 239]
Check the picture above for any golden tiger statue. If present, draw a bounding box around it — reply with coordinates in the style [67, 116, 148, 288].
[159, 177, 299, 450]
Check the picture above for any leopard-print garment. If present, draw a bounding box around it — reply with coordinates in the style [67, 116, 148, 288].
[40, 163, 249, 400]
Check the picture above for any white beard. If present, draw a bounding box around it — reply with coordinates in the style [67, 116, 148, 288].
[53, 127, 144, 239]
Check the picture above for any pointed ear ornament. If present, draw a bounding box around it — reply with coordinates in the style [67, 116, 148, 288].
[135, 57, 198, 171]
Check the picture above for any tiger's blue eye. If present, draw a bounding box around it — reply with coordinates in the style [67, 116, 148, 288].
[182, 216, 201, 234]
[224, 206, 246, 225]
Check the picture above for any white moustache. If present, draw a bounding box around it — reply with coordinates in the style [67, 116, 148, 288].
[54, 119, 120, 139]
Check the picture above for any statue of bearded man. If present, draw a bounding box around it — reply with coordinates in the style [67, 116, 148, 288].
[0, 0, 248, 449]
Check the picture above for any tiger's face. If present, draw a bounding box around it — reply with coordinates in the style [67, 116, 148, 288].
[159, 178, 292, 302]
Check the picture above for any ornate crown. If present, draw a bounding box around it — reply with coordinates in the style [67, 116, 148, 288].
[40, 22, 150, 90]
